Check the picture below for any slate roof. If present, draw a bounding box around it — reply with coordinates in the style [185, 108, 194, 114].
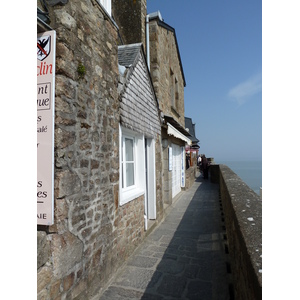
[118, 43, 142, 68]
[185, 117, 199, 143]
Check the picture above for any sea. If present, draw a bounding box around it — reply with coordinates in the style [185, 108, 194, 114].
[217, 160, 262, 196]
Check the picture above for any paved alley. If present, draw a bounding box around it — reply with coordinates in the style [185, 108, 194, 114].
[96, 175, 232, 300]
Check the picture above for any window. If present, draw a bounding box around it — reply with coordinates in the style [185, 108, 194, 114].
[119, 126, 145, 206]
[170, 68, 175, 108]
[170, 69, 179, 111]
[121, 136, 135, 189]
[175, 78, 179, 105]
[98, 0, 111, 16]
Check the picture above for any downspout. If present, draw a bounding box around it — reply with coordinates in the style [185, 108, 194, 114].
[146, 14, 150, 71]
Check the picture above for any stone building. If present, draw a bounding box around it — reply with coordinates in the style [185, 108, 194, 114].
[37, 1, 193, 299]
[113, 2, 194, 203]
[37, 1, 161, 299]
[148, 11, 193, 205]
[37, 0, 122, 299]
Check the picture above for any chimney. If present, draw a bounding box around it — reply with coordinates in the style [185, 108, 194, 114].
[112, 0, 147, 50]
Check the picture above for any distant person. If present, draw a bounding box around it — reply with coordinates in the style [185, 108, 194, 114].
[186, 154, 190, 170]
[197, 155, 202, 168]
[202, 155, 209, 179]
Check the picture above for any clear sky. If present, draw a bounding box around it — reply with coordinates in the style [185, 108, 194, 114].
[147, 0, 262, 162]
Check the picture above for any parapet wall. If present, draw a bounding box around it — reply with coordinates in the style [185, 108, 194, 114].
[185, 165, 197, 190]
[211, 164, 262, 300]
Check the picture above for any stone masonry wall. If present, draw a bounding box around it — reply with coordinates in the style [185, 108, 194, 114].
[149, 18, 186, 208]
[218, 165, 262, 300]
[185, 166, 196, 190]
[149, 19, 185, 128]
[37, 1, 151, 299]
[112, 0, 147, 49]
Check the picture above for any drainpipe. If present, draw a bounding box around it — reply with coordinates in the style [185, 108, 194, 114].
[146, 14, 150, 71]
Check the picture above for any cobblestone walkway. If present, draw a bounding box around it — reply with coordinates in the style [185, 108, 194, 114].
[97, 175, 232, 300]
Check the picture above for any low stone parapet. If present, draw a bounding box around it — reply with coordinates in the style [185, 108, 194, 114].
[185, 165, 197, 189]
[212, 164, 262, 300]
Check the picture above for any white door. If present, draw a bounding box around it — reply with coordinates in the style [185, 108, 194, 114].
[144, 138, 156, 230]
[172, 144, 181, 197]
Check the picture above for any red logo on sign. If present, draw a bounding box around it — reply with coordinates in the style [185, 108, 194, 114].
[37, 35, 51, 61]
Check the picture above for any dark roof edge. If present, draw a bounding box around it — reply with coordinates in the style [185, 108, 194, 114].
[148, 11, 186, 87]
[185, 116, 200, 143]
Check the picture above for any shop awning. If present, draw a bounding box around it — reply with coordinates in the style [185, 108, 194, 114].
[167, 122, 192, 145]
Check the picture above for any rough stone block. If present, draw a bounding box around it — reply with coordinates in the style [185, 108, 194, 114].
[56, 170, 81, 198]
[37, 231, 50, 269]
[55, 127, 76, 149]
[54, 10, 77, 30]
[37, 265, 52, 293]
[51, 232, 83, 278]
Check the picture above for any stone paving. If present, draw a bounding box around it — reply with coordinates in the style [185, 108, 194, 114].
[97, 175, 232, 300]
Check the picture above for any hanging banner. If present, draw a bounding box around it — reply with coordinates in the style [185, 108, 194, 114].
[181, 146, 185, 187]
[37, 30, 56, 225]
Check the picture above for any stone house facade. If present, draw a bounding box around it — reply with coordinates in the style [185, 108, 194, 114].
[113, 2, 194, 203]
[37, 1, 121, 299]
[37, 1, 193, 299]
[148, 12, 192, 205]
[37, 1, 162, 299]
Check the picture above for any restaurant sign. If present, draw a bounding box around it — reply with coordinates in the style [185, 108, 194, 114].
[37, 30, 56, 225]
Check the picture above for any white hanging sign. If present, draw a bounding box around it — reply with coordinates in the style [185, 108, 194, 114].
[181, 146, 185, 187]
[37, 30, 56, 225]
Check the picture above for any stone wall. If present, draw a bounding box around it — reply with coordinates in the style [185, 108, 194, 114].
[216, 165, 262, 300]
[185, 166, 196, 190]
[112, 0, 147, 49]
[37, 1, 152, 299]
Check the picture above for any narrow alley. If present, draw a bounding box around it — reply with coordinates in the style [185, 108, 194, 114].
[96, 174, 233, 300]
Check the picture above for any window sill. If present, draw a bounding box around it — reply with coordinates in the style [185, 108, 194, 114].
[120, 187, 144, 206]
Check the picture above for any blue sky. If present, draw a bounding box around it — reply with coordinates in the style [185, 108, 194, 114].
[147, 0, 262, 162]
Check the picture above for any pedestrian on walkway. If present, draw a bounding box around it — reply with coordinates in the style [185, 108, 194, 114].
[202, 154, 209, 179]
[197, 154, 202, 168]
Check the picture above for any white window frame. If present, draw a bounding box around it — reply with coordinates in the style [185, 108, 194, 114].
[119, 125, 145, 206]
[98, 0, 111, 16]
[121, 135, 136, 191]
